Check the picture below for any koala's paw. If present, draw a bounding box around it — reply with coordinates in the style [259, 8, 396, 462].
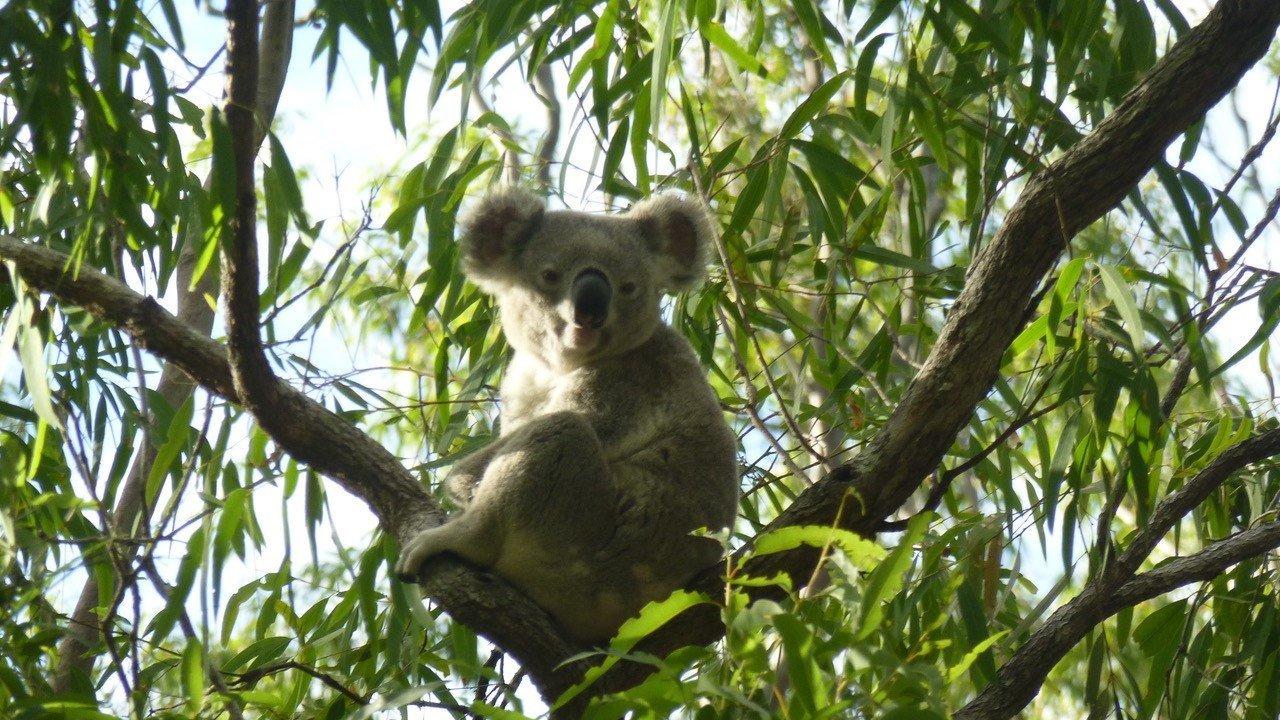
[443, 469, 480, 507]
[394, 527, 450, 582]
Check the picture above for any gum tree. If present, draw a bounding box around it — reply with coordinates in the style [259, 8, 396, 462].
[2, 1, 1280, 718]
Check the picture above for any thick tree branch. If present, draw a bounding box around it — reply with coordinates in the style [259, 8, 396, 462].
[954, 427, 1280, 720]
[222, 0, 275, 404]
[213, 8, 587, 694]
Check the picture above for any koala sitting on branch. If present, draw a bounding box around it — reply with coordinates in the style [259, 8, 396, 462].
[394, 189, 740, 643]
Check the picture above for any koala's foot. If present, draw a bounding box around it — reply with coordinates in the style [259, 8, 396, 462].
[393, 513, 499, 582]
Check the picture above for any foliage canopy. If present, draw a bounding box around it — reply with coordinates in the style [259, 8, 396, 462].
[1, 0, 1280, 718]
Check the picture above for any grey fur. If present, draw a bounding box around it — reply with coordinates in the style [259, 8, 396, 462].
[394, 189, 739, 643]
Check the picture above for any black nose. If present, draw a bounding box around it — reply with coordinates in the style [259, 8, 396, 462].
[570, 269, 611, 329]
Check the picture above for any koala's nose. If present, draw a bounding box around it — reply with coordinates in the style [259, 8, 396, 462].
[570, 269, 611, 329]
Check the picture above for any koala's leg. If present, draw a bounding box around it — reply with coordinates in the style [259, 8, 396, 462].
[478, 411, 614, 550]
[395, 411, 612, 582]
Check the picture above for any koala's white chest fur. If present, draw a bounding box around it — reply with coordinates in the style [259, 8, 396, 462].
[500, 352, 668, 458]
[496, 354, 555, 431]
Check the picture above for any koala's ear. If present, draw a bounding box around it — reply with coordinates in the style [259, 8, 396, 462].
[628, 193, 717, 292]
[458, 188, 546, 290]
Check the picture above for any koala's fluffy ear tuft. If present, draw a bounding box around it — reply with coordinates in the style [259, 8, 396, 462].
[459, 188, 546, 289]
[629, 193, 717, 291]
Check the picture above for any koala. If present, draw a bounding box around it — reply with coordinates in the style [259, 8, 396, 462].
[394, 188, 740, 644]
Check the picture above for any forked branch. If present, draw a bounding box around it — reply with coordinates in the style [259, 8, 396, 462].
[955, 427, 1280, 720]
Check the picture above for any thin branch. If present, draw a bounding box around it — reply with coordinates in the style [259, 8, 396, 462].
[472, 82, 521, 185]
[1115, 426, 1280, 577]
[230, 660, 369, 707]
[876, 395, 1066, 533]
[1114, 519, 1280, 605]
[140, 559, 246, 720]
[532, 63, 560, 191]
[955, 427, 1280, 720]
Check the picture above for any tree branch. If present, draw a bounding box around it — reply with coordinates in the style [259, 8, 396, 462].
[1115, 426, 1280, 577]
[1114, 520, 1280, 606]
[954, 427, 1280, 720]
[582, 0, 1280, 703]
[52, 0, 297, 691]
[532, 63, 560, 191]
[222, 0, 275, 404]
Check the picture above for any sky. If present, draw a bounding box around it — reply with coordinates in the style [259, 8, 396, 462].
[14, 0, 1280, 717]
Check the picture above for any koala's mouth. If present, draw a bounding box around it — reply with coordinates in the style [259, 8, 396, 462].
[565, 325, 608, 352]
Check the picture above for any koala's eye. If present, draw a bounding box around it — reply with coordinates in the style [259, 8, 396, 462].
[540, 269, 561, 285]
[619, 281, 638, 296]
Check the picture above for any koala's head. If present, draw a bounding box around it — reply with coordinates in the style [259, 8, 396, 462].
[458, 188, 715, 367]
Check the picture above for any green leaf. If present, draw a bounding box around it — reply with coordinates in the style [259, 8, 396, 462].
[775, 613, 827, 715]
[1210, 276, 1280, 378]
[857, 513, 929, 640]
[17, 322, 59, 429]
[791, 0, 834, 65]
[553, 590, 709, 709]
[699, 20, 765, 76]
[749, 525, 886, 570]
[1098, 264, 1145, 349]
[150, 526, 208, 641]
[649, 0, 679, 140]
[779, 70, 852, 141]
[222, 636, 291, 673]
[183, 640, 205, 712]
[947, 630, 1009, 683]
